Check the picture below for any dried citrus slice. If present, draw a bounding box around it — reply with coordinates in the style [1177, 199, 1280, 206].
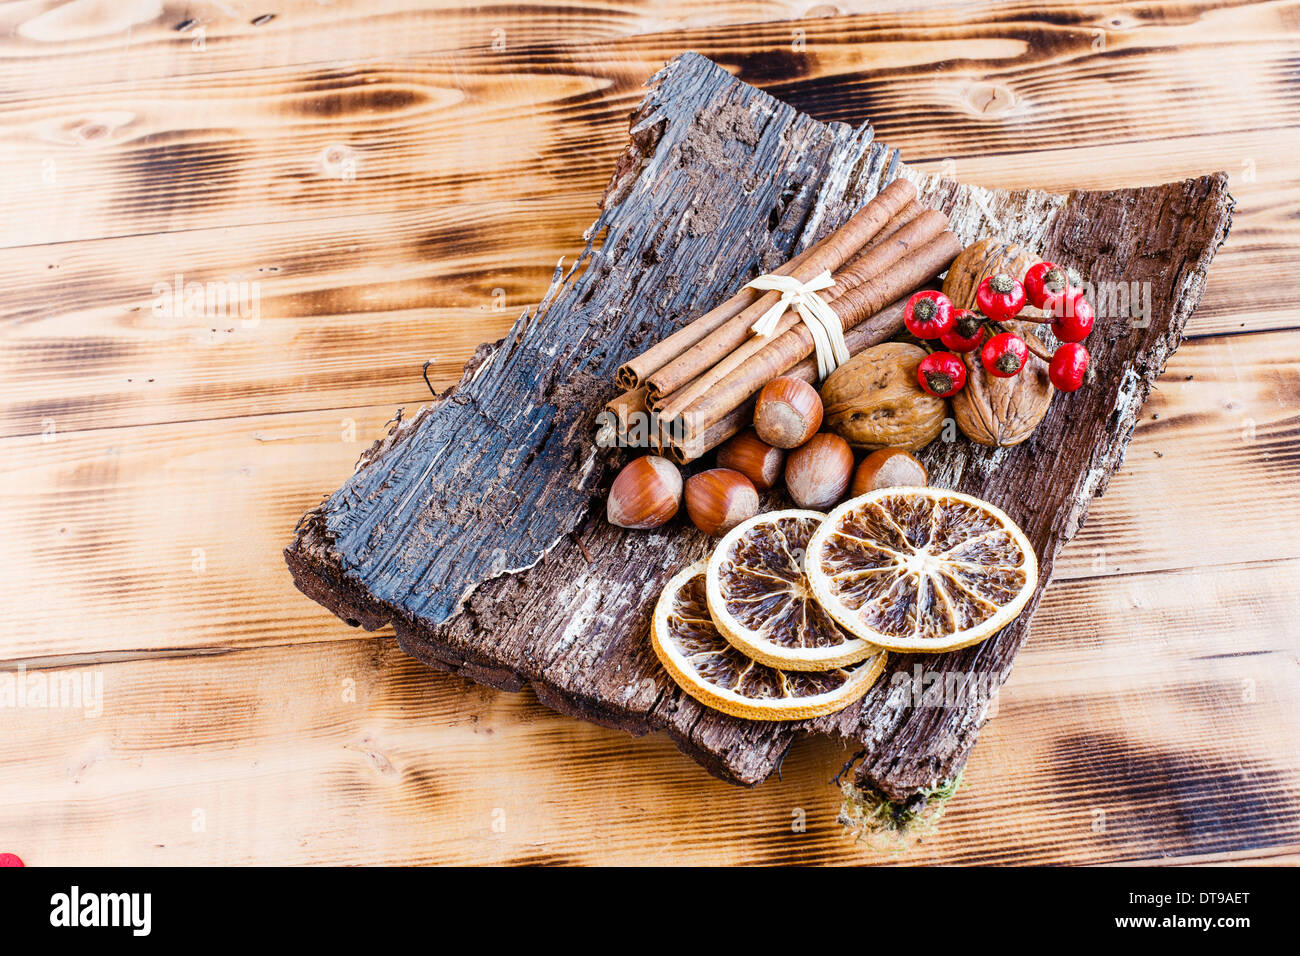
[806, 487, 1037, 653]
[706, 510, 882, 671]
[651, 562, 886, 721]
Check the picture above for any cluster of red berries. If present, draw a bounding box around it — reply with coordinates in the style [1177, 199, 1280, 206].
[902, 261, 1094, 398]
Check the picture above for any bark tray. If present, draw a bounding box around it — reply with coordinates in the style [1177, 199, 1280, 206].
[285, 52, 1233, 803]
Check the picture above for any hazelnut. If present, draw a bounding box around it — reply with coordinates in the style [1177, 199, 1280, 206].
[716, 427, 785, 491]
[754, 376, 823, 449]
[851, 448, 928, 497]
[684, 468, 759, 536]
[784, 434, 853, 510]
[606, 455, 682, 529]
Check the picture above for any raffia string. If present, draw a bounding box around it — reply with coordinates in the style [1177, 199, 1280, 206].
[745, 270, 848, 379]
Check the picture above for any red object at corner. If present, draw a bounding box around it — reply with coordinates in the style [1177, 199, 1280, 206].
[0, 853, 24, 866]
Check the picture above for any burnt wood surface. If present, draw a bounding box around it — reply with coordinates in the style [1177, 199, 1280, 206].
[285, 52, 1233, 802]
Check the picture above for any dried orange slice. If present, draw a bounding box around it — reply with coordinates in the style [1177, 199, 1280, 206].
[651, 562, 886, 721]
[706, 510, 883, 671]
[806, 487, 1037, 653]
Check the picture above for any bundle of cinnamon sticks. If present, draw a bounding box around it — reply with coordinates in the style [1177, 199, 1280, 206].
[604, 178, 962, 462]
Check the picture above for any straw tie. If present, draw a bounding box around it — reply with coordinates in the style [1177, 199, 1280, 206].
[745, 270, 848, 379]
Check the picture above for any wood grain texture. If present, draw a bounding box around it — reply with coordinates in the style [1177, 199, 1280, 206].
[286, 53, 1234, 802]
[0, 595, 1294, 865]
[0, 0, 974, 91]
[1, 0, 1294, 247]
[0, 2, 1293, 447]
[0, 197, 589, 438]
[0, 0, 1247, 94]
[0, 403, 405, 664]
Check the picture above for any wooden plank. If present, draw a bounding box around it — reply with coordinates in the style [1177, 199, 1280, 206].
[0, 124, 1292, 438]
[285, 53, 1234, 802]
[0, 575, 1294, 865]
[0, 0, 1250, 93]
[0, 0, 1293, 246]
[0, 0, 974, 92]
[3, 329, 1294, 667]
[1061, 342, 1300, 581]
[0, 54, 635, 245]
[0, 121, 1293, 438]
[0, 403, 404, 665]
[762, 1, 1300, 160]
[0, 196, 589, 438]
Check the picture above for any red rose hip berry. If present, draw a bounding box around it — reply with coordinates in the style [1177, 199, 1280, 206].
[917, 351, 967, 397]
[1049, 343, 1090, 392]
[975, 273, 1027, 322]
[938, 309, 987, 353]
[1023, 261, 1077, 310]
[980, 331, 1029, 378]
[904, 290, 955, 340]
[1049, 293, 1095, 343]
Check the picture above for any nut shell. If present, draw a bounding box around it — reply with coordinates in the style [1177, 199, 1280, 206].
[685, 468, 759, 536]
[952, 319, 1054, 445]
[784, 434, 854, 510]
[819, 343, 947, 451]
[716, 427, 785, 491]
[943, 238, 1054, 446]
[607, 455, 682, 529]
[942, 237, 1034, 311]
[754, 376, 823, 449]
[851, 448, 928, 496]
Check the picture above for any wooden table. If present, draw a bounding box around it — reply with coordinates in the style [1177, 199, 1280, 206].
[1, 0, 1297, 866]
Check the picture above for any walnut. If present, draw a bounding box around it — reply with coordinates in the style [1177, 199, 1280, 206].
[943, 237, 1034, 309]
[952, 320, 1055, 446]
[944, 238, 1054, 446]
[819, 343, 948, 451]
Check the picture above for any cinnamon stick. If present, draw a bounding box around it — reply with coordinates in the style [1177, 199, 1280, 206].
[644, 177, 917, 402]
[635, 198, 922, 399]
[830, 230, 963, 330]
[832, 208, 950, 292]
[612, 238, 824, 390]
[669, 396, 767, 463]
[615, 194, 916, 392]
[598, 386, 649, 446]
[668, 297, 912, 461]
[852, 199, 924, 258]
[653, 206, 949, 422]
[679, 230, 962, 436]
[601, 385, 690, 453]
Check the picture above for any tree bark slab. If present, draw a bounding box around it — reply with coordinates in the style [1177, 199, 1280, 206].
[285, 52, 1233, 803]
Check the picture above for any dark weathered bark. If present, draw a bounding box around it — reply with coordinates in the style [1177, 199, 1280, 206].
[286, 53, 1233, 803]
